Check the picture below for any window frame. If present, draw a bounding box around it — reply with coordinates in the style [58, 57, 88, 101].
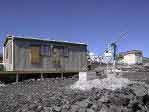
[52, 45, 64, 57]
[52, 45, 69, 57]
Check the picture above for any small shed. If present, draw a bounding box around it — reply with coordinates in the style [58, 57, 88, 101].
[3, 35, 87, 73]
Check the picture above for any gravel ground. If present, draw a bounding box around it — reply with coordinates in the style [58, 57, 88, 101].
[0, 77, 149, 112]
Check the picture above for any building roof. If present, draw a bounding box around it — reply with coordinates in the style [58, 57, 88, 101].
[118, 52, 127, 56]
[119, 50, 143, 56]
[127, 50, 142, 55]
[4, 35, 87, 46]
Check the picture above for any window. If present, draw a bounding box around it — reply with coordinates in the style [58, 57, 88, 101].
[52, 46, 69, 57]
[41, 46, 50, 56]
[52, 46, 64, 57]
[29, 46, 40, 64]
[64, 47, 69, 57]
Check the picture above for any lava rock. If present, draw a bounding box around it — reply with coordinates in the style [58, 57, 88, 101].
[28, 104, 38, 110]
[143, 94, 149, 105]
[86, 108, 95, 112]
[132, 85, 148, 96]
[98, 95, 109, 103]
[110, 105, 121, 112]
[99, 104, 109, 112]
[75, 99, 90, 108]
[71, 105, 80, 112]
[43, 107, 51, 112]
[52, 106, 61, 112]
[1, 77, 149, 112]
[78, 107, 86, 112]
[36, 106, 43, 112]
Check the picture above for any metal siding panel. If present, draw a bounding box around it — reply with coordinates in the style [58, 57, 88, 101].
[29, 47, 40, 64]
[14, 41, 42, 71]
[71, 51, 75, 71]
[13, 39, 87, 72]
[79, 52, 82, 71]
[42, 57, 48, 70]
[81, 52, 87, 71]
[74, 52, 78, 71]
[77, 52, 79, 71]
[49, 57, 54, 71]
[5, 39, 13, 71]
[19, 47, 27, 69]
[14, 43, 19, 69]
[80, 52, 82, 71]
[68, 50, 73, 72]
[66, 54, 69, 71]
[64, 58, 66, 71]
[70, 51, 73, 71]
[60, 56, 64, 72]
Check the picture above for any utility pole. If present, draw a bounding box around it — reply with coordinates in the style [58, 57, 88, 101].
[104, 42, 112, 75]
[110, 32, 128, 75]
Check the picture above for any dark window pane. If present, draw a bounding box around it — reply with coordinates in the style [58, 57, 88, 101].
[41, 46, 50, 56]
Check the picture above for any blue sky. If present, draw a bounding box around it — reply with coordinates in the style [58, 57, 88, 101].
[0, 0, 149, 56]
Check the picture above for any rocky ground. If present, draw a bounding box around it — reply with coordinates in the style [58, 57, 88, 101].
[0, 77, 149, 112]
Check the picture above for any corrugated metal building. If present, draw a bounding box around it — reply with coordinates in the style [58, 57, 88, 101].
[3, 35, 87, 73]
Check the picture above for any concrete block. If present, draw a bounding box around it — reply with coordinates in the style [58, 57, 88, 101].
[79, 72, 97, 82]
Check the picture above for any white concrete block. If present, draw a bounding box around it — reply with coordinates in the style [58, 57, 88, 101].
[79, 72, 88, 82]
[79, 72, 97, 82]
